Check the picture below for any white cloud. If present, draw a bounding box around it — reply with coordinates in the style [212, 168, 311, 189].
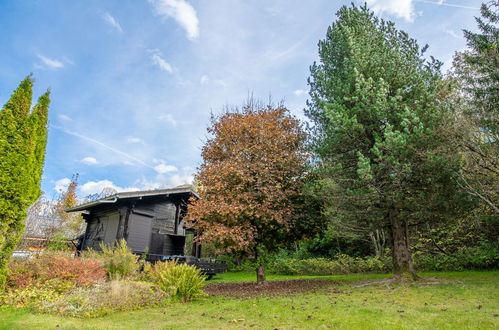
[443, 27, 460, 39]
[199, 75, 226, 87]
[54, 177, 71, 192]
[151, 53, 173, 73]
[58, 114, 72, 121]
[154, 163, 178, 174]
[81, 156, 98, 165]
[293, 89, 306, 96]
[200, 75, 210, 84]
[149, 0, 200, 40]
[127, 137, 143, 143]
[36, 54, 65, 69]
[79, 180, 138, 196]
[157, 113, 177, 126]
[102, 12, 123, 33]
[165, 172, 194, 187]
[365, 0, 415, 22]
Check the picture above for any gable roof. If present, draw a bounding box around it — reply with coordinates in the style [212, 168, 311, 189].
[65, 186, 199, 213]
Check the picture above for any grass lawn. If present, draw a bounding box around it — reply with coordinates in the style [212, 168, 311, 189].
[1, 270, 498, 329]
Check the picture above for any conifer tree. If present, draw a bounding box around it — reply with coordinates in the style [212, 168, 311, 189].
[306, 5, 464, 279]
[0, 76, 49, 288]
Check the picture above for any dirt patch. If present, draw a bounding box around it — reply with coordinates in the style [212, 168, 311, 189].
[205, 279, 339, 299]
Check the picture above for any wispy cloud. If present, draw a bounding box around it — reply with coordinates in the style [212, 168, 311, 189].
[81, 156, 98, 165]
[58, 114, 72, 121]
[365, 0, 415, 22]
[127, 137, 143, 143]
[50, 124, 155, 170]
[157, 113, 177, 126]
[102, 12, 123, 33]
[415, 0, 479, 10]
[35, 54, 66, 70]
[149, 0, 199, 40]
[293, 89, 306, 96]
[151, 53, 173, 73]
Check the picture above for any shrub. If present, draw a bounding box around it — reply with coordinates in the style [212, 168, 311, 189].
[46, 233, 73, 252]
[7, 252, 105, 289]
[414, 241, 499, 271]
[148, 260, 206, 302]
[96, 240, 140, 279]
[40, 280, 166, 318]
[0, 279, 74, 308]
[270, 255, 391, 276]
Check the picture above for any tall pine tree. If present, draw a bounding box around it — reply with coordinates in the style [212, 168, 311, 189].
[306, 5, 464, 279]
[0, 76, 49, 288]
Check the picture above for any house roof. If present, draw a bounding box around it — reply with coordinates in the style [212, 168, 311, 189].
[65, 186, 199, 212]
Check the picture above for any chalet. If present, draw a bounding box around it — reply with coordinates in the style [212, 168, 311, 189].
[66, 186, 202, 260]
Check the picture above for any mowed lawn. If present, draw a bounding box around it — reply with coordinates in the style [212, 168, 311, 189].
[1, 271, 498, 329]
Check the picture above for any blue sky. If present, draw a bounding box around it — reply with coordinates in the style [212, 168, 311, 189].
[0, 0, 482, 198]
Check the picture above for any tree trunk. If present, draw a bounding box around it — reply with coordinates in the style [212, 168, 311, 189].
[256, 264, 266, 284]
[389, 208, 418, 280]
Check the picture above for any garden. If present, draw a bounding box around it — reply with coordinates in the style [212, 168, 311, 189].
[0, 2, 498, 329]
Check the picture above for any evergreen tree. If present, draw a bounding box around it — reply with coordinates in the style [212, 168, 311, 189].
[306, 5, 465, 279]
[462, 1, 498, 137]
[451, 1, 498, 213]
[0, 76, 49, 288]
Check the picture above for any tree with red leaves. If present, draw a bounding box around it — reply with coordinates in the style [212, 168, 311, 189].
[185, 104, 308, 284]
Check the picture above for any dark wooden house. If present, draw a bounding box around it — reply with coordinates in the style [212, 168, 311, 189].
[66, 187, 199, 260]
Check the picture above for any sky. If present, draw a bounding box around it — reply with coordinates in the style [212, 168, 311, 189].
[0, 0, 483, 198]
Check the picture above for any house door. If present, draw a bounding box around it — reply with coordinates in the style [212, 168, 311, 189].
[127, 213, 153, 253]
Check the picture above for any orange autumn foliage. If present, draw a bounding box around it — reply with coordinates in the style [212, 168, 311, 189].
[185, 105, 308, 260]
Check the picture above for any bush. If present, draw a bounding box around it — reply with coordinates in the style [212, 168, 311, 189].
[7, 252, 105, 289]
[88, 240, 140, 279]
[0, 279, 74, 308]
[46, 233, 73, 252]
[40, 280, 166, 318]
[147, 260, 206, 302]
[270, 255, 391, 276]
[414, 241, 499, 271]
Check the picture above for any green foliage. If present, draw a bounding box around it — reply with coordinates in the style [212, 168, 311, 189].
[305, 4, 467, 276]
[414, 241, 499, 271]
[46, 233, 72, 252]
[461, 1, 498, 136]
[270, 255, 390, 276]
[94, 239, 140, 280]
[40, 280, 166, 318]
[0, 279, 72, 308]
[148, 260, 206, 302]
[0, 76, 50, 288]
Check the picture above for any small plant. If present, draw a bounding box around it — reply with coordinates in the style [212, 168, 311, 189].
[98, 240, 140, 279]
[148, 260, 206, 302]
[40, 280, 166, 318]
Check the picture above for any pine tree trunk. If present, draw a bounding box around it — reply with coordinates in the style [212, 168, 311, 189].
[390, 208, 418, 280]
[256, 264, 266, 284]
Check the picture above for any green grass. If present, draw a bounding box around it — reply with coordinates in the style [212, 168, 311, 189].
[1, 270, 498, 329]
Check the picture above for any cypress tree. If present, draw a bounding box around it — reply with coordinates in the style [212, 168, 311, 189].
[0, 76, 49, 288]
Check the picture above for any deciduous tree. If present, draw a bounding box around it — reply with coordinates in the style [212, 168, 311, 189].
[185, 104, 308, 283]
